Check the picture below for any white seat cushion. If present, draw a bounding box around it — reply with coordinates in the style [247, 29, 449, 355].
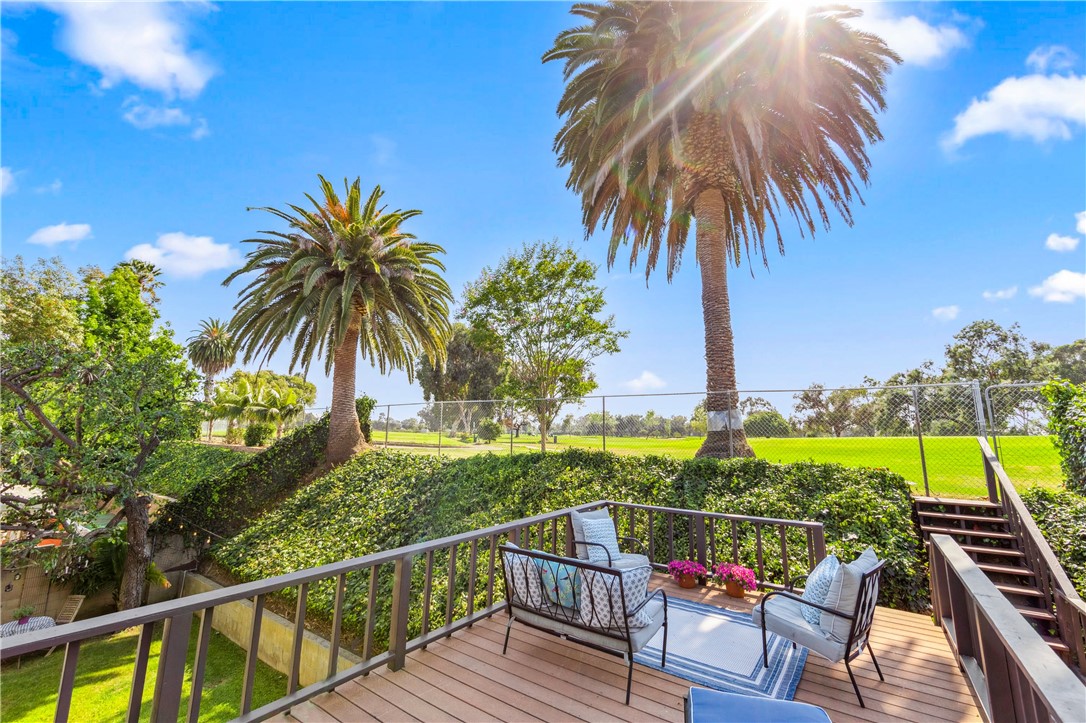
[752, 594, 846, 663]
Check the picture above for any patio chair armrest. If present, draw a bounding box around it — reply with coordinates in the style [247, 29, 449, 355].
[617, 536, 647, 555]
[757, 589, 854, 621]
[628, 587, 667, 616]
[786, 574, 811, 592]
[573, 540, 613, 566]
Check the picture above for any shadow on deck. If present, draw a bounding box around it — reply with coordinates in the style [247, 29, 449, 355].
[279, 575, 980, 723]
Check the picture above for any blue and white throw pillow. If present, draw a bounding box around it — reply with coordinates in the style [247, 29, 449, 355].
[800, 555, 839, 625]
[536, 558, 581, 609]
[581, 517, 622, 565]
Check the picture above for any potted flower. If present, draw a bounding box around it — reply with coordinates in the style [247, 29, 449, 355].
[713, 562, 757, 598]
[667, 560, 709, 589]
[12, 605, 35, 625]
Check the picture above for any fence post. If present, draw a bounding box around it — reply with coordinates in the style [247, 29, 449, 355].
[601, 396, 607, 453]
[912, 386, 930, 496]
[508, 401, 514, 455]
[438, 402, 443, 457]
[384, 405, 391, 448]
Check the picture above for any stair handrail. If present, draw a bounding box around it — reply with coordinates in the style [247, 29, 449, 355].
[978, 436, 1086, 673]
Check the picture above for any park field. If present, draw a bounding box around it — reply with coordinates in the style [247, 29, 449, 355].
[374, 431, 1062, 498]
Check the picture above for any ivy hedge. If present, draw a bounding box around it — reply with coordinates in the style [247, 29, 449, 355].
[1021, 487, 1086, 597]
[213, 449, 925, 651]
[141, 441, 252, 499]
[154, 397, 375, 540]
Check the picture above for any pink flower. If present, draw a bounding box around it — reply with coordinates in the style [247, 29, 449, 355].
[712, 562, 757, 591]
[667, 559, 708, 580]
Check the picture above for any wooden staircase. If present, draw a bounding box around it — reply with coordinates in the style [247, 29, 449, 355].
[913, 496, 1069, 658]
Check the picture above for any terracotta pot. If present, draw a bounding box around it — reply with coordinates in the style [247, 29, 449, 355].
[725, 580, 746, 598]
[678, 573, 698, 589]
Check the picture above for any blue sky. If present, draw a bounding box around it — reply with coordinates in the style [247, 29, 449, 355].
[2, 2, 1084, 416]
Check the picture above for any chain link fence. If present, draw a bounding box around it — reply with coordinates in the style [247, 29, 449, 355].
[362, 382, 1019, 498]
[984, 382, 1063, 489]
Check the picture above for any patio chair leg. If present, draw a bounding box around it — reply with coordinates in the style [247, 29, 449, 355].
[661, 620, 668, 669]
[845, 658, 866, 708]
[625, 656, 634, 705]
[868, 643, 885, 681]
[792, 641, 796, 650]
[502, 616, 513, 655]
[761, 622, 769, 668]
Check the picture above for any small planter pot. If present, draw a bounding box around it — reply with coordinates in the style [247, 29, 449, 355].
[678, 574, 698, 589]
[17, 616, 30, 625]
[724, 581, 746, 598]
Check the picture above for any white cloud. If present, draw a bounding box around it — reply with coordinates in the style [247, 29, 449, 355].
[1076, 211, 1086, 236]
[33, 179, 63, 194]
[27, 222, 92, 246]
[121, 97, 209, 138]
[124, 232, 240, 278]
[46, 2, 215, 99]
[191, 118, 210, 140]
[1026, 45, 1078, 73]
[982, 286, 1017, 301]
[848, 6, 970, 66]
[370, 134, 396, 165]
[1029, 270, 1086, 303]
[931, 305, 960, 321]
[944, 70, 1085, 150]
[1, 167, 15, 196]
[624, 371, 666, 392]
[1045, 233, 1080, 252]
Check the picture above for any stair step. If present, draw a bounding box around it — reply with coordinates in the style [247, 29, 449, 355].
[977, 562, 1036, 577]
[1042, 635, 1071, 654]
[995, 583, 1045, 598]
[916, 511, 1008, 524]
[1015, 605, 1057, 622]
[913, 496, 1002, 509]
[959, 544, 1025, 558]
[921, 526, 1016, 540]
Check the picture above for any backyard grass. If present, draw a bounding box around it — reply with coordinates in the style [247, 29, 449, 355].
[375, 433, 1062, 498]
[0, 620, 284, 722]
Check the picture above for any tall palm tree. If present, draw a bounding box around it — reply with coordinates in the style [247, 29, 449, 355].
[186, 318, 237, 440]
[225, 176, 452, 464]
[545, 2, 899, 457]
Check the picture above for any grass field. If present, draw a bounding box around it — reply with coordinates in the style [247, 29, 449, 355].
[0, 620, 284, 722]
[374, 432, 1062, 498]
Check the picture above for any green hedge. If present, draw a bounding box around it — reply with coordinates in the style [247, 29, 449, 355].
[1041, 380, 1086, 493]
[213, 449, 925, 651]
[141, 441, 252, 499]
[1021, 487, 1086, 597]
[155, 397, 375, 540]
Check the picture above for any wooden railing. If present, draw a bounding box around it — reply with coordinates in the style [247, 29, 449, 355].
[929, 535, 1085, 722]
[979, 437, 1086, 673]
[0, 501, 823, 722]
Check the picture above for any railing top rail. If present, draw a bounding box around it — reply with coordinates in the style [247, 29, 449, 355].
[0, 500, 607, 659]
[930, 535, 1086, 720]
[606, 500, 825, 530]
[977, 437, 1081, 602]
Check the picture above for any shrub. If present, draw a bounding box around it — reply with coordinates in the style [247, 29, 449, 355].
[140, 441, 251, 498]
[244, 423, 275, 447]
[212, 449, 926, 653]
[224, 426, 244, 445]
[744, 410, 792, 438]
[356, 396, 376, 447]
[477, 418, 503, 443]
[1041, 380, 1086, 493]
[1021, 487, 1086, 597]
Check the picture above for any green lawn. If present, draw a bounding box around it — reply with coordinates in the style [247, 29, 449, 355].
[377, 432, 1062, 498]
[0, 620, 285, 722]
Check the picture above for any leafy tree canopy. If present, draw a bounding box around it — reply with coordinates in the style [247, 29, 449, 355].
[1, 256, 85, 348]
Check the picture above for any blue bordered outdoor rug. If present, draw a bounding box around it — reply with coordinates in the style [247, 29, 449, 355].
[633, 596, 807, 700]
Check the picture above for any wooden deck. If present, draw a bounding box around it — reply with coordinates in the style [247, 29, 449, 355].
[277, 576, 981, 723]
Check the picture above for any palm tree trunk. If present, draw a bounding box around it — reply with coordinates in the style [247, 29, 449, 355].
[693, 190, 754, 459]
[204, 375, 215, 441]
[327, 323, 365, 464]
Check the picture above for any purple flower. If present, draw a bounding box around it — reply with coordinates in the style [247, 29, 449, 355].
[712, 562, 757, 591]
[667, 559, 708, 579]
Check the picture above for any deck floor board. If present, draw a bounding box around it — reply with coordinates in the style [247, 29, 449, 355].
[287, 576, 980, 722]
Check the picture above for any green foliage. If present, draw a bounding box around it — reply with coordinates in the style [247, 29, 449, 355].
[224, 426, 244, 445]
[462, 241, 627, 445]
[11, 605, 35, 621]
[141, 441, 251, 498]
[744, 410, 792, 438]
[213, 449, 925, 653]
[1021, 487, 1086, 597]
[1041, 380, 1086, 493]
[243, 421, 276, 448]
[356, 395, 376, 446]
[81, 266, 156, 354]
[0, 256, 84, 347]
[57, 526, 170, 604]
[477, 418, 502, 443]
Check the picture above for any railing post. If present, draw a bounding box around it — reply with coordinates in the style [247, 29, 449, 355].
[388, 553, 414, 672]
[694, 515, 707, 568]
[811, 525, 827, 564]
[983, 449, 1000, 504]
[150, 613, 193, 722]
[912, 386, 930, 496]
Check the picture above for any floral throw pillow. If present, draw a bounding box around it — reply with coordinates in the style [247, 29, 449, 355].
[536, 558, 581, 609]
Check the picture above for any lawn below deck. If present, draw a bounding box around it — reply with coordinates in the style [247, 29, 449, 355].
[276, 575, 981, 723]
